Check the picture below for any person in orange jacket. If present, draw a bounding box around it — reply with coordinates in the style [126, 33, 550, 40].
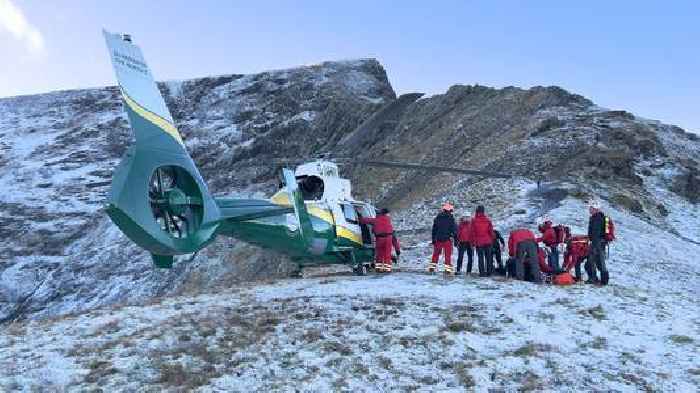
[471, 205, 495, 277]
[456, 216, 474, 275]
[359, 208, 395, 273]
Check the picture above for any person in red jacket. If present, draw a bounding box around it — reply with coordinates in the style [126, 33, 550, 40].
[455, 216, 474, 275]
[507, 228, 542, 283]
[471, 205, 495, 277]
[537, 218, 562, 273]
[359, 208, 395, 273]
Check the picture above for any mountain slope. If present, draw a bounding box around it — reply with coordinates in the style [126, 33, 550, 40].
[0, 59, 394, 322]
[1, 58, 699, 391]
[1, 59, 698, 326]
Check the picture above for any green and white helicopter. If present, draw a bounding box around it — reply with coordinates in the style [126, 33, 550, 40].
[101, 30, 509, 275]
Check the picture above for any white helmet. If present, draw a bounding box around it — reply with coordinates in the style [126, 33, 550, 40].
[589, 199, 601, 210]
[536, 215, 549, 226]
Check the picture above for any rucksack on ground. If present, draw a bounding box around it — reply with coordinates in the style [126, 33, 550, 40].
[553, 272, 575, 286]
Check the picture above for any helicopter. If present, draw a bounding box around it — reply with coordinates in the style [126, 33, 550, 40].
[101, 30, 510, 275]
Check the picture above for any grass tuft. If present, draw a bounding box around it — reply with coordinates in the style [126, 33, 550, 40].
[668, 335, 693, 345]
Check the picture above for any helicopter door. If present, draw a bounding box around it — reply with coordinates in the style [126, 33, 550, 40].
[332, 202, 363, 245]
[354, 204, 375, 245]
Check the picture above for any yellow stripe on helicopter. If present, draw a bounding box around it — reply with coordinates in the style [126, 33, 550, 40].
[121, 87, 184, 146]
[336, 226, 363, 244]
[271, 191, 333, 223]
[270, 191, 362, 245]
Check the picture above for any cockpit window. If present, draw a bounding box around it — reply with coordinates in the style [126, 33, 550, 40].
[297, 175, 324, 200]
[341, 203, 358, 224]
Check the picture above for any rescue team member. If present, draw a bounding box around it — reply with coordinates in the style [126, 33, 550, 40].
[537, 218, 561, 273]
[564, 235, 589, 282]
[587, 200, 609, 285]
[490, 229, 506, 274]
[359, 208, 395, 273]
[455, 216, 474, 275]
[507, 228, 542, 283]
[429, 203, 457, 274]
[471, 205, 495, 277]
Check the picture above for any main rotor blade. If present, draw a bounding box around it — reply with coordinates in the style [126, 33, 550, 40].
[340, 159, 512, 178]
[254, 157, 511, 178]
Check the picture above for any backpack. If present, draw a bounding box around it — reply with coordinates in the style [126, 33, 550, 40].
[553, 272, 575, 286]
[604, 216, 616, 242]
[553, 225, 570, 244]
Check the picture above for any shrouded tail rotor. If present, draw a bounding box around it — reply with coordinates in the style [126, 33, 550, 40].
[148, 166, 204, 239]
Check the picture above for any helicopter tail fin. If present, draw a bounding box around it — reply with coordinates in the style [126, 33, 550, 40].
[283, 168, 314, 248]
[103, 30, 187, 154]
[102, 30, 220, 262]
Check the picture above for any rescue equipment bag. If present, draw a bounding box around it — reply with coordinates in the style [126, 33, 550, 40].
[604, 216, 616, 242]
[553, 272, 575, 285]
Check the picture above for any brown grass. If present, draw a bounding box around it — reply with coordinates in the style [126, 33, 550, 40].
[509, 342, 554, 358]
[84, 359, 119, 384]
[454, 362, 476, 388]
[579, 305, 606, 320]
[668, 335, 693, 345]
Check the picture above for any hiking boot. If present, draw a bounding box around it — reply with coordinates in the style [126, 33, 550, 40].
[584, 279, 599, 285]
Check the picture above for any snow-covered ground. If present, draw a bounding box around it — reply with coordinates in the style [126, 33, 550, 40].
[2, 199, 698, 392]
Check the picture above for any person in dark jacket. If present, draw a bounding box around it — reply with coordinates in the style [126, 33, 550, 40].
[507, 228, 542, 283]
[587, 200, 609, 285]
[490, 229, 506, 274]
[456, 216, 474, 275]
[429, 203, 457, 274]
[471, 205, 494, 277]
[391, 235, 401, 267]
